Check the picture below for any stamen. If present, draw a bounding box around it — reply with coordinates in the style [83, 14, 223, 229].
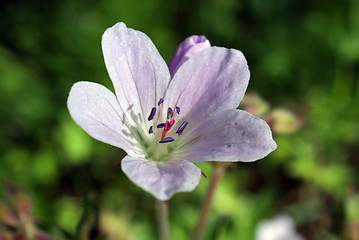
[167, 108, 173, 119]
[147, 100, 186, 143]
[158, 98, 164, 106]
[148, 107, 156, 121]
[175, 106, 180, 114]
[159, 137, 175, 143]
[176, 121, 188, 135]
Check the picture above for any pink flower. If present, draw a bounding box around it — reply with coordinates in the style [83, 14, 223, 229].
[67, 23, 277, 200]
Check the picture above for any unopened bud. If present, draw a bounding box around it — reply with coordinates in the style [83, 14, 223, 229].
[270, 109, 300, 134]
[240, 92, 270, 117]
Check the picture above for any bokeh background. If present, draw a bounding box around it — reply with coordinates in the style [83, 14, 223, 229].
[1, 0, 359, 239]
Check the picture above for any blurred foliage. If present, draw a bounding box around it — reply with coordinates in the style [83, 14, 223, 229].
[1, 0, 359, 239]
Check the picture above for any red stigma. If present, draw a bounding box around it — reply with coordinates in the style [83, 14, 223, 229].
[164, 119, 175, 131]
[161, 119, 175, 139]
[161, 130, 168, 139]
[201, 171, 207, 178]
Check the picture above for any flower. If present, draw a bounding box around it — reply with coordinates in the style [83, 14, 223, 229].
[255, 215, 305, 240]
[67, 22, 277, 200]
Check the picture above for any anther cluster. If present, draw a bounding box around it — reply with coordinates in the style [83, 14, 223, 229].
[148, 98, 188, 143]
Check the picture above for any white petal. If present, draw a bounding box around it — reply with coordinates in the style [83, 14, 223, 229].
[102, 22, 170, 128]
[121, 156, 201, 200]
[177, 109, 277, 163]
[67, 81, 143, 157]
[163, 47, 250, 128]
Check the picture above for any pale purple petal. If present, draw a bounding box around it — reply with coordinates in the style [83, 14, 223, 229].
[168, 35, 211, 78]
[177, 110, 277, 163]
[102, 22, 170, 127]
[121, 156, 201, 200]
[67, 81, 143, 157]
[163, 47, 250, 131]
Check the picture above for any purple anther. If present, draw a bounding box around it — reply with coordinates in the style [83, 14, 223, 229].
[148, 107, 156, 121]
[157, 123, 165, 128]
[148, 126, 153, 134]
[167, 108, 173, 119]
[175, 106, 180, 114]
[157, 98, 164, 106]
[176, 121, 188, 135]
[159, 137, 175, 143]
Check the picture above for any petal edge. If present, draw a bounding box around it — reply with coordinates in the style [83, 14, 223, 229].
[67, 81, 142, 157]
[178, 109, 277, 163]
[121, 156, 201, 200]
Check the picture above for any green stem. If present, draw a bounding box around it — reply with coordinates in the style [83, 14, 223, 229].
[192, 163, 227, 240]
[156, 200, 170, 240]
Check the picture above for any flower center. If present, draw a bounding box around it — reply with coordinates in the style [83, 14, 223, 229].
[145, 98, 188, 161]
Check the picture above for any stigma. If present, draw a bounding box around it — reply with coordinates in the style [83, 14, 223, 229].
[147, 98, 188, 143]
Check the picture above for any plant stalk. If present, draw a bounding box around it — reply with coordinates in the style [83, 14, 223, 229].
[156, 200, 170, 240]
[192, 162, 227, 240]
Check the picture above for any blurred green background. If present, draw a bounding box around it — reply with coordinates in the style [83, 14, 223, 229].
[1, 0, 359, 239]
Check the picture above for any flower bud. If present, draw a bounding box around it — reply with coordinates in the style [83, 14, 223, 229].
[240, 92, 270, 117]
[270, 108, 300, 134]
[168, 35, 211, 77]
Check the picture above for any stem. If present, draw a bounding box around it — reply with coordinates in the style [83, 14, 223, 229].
[192, 163, 227, 240]
[156, 200, 170, 240]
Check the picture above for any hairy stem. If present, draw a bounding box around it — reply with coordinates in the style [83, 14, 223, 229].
[156, 200, 170, 240]
[192, 163, 228, 240]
